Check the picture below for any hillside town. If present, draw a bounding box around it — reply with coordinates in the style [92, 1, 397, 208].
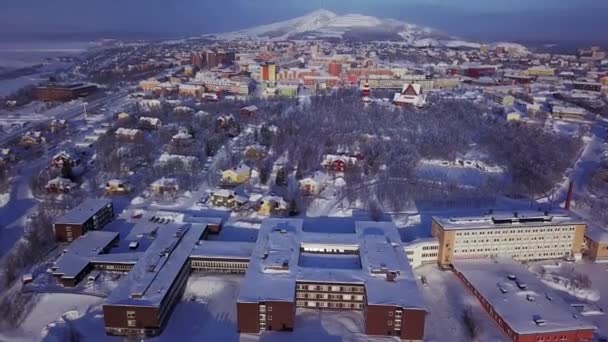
[1, 8, 608, 342]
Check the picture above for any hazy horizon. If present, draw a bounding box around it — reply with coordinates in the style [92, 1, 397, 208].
[0, 1, 607, 47]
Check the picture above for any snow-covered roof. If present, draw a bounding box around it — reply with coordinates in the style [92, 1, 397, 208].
[238, 218, 426, 310]
[190, 241, 255, 260]
[105, 222, 210, 308]
[55, 198, 112, 225]
[115, 127, 142, 136]
[157, 153, 198, 165]
[585, 225, 608, 243]
[241, 105, 258, 112]
[454, 260, 596, 335]
[433, 210, 585, 231]
[52, 231, 119, 279]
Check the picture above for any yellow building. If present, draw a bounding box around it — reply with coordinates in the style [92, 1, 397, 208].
[506, 112, 521, 122]
[139, 78, 161, 92]
[258, 196, 288, 216]
[584, 227, 608, 261]
[221, 164, 252, 185]
[525, 66, 555, 77]
[432, 211, 586, 267]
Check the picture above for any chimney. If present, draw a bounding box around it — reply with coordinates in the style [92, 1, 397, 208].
[565, 181, 574, 211]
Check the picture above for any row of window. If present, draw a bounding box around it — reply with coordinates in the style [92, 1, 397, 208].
[455, 245, 570, 254]
[190, 260, 248, 269]
[296, 292, 364, 301]
[455, 227, 576, 236]
[453, 251, 568, 260]
[296, 284, 364, 293]
[421, 253, 438, 258]
[296, 300, 365, 310]
[421, 245, 439, 251]
[456, 236, 573, 244]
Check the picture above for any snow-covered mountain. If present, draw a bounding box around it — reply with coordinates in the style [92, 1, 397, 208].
[214, 9, 529, 52]
[218, 9, 441, 42]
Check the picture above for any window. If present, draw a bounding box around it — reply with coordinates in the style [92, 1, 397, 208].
[388, 320, 392, 325]
[389, 311, 393, 316]
[126, 311, 136, 319]
[127, 320, 136, 327]
[268, 315, 272, 321]
[268, 307, 272, 312]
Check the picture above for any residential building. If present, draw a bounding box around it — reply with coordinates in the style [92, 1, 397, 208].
[432, 211, 586, 267]
[53, 198, 114, 242]
[222, 164, 252, 185]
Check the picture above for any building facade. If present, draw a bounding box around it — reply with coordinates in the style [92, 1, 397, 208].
[52, 199, 114, 242]
[432, 211, 586, 267]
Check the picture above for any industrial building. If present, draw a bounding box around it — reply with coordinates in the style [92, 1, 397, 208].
[431, 211, 586, 267]
[52, 198, 114, 242]
[236, 219, 426, 341]
[34, 83, 98, 102]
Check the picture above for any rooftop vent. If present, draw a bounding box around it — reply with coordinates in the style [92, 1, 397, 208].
[498, 286, 508, 294]
[526, 294, 535, 302]
[533, 315, 546, 326]
[545, 293, 553, 301]
[507, 274, 517, 281]
[516, 280, 527, 290]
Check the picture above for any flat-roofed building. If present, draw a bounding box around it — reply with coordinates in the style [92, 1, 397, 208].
[236, 219, 426, 341]
[190, 240, 254, 273]
[432, 211, 586, 267]
[403, 238, 440, 268]
[50, 231, 120, 287]
[103, 222, 210, 336]
[53, 199, 114, 242]
[453, 260, 595, 342]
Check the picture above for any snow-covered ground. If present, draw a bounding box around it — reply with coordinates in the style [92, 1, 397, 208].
[528, 261, 608, 338]
[0, 293, 107, 342]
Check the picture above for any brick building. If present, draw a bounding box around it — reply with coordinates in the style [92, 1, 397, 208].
[453, 260, 595, 342]
[52, 198, 114, 242]
[236, 219, 426, 340]
[34, 83, 98, 102]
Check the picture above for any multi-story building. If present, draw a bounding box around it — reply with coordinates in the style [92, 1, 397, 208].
[403, 238, 440, 268]
[53, 198, 114, 242]
[261, 63, 277, 83]
[454, 260, 595, 342]
[50, 231, 120, 287]
[103, 219, 221, 336]
[34, 83, 98, 102]
[237, 219, 426, 341]
[432, 211, 586, 267]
